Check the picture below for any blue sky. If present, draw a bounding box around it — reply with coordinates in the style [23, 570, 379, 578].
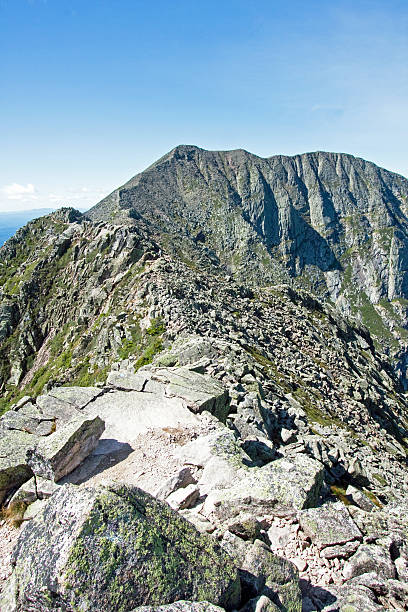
[1, 0, 407, 212]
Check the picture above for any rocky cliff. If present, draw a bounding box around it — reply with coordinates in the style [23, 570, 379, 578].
[1, 148, 408, 610]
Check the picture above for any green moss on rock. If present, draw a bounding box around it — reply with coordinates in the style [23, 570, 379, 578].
[4, 483, 241, 611]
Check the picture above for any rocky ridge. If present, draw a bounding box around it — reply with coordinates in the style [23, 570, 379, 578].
[0, 149, 408, 610]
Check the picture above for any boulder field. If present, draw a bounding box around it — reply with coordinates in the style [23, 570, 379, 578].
[0, 338, 407, 610]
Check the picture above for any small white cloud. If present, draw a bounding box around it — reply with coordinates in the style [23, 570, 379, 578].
[1, 183, 37, 200]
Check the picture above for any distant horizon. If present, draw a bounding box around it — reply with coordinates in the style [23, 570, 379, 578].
[0, 206, 89, 215]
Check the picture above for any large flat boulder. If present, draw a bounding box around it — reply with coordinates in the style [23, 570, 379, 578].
[106, 366, 230, 423]
[36, 393, 81, 424]
[2, 483, 241, 611]
[48, 386, 104, 409]
[203, 455, 324, 521]
[84, 390, 199, 443]
[107, 370, 149, 391]
[26, 415, 105, 481]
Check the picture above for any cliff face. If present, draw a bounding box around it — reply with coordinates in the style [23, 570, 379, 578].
[87, 146, 408, 379]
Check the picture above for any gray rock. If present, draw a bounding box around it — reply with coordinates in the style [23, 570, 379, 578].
[241, 540, 301, 612]
[22, 497, 49, 520]
[386, 578, 408, 604]
[241, 439, 275, 466]
[155, 467, 196, 500]
[226, 514, 262, 541]
[319, 540, 360, 559]
[298, 501, 362, 550]
[84, 389, 200, 442]
[179, 511, 216, 534]
[154, 336, 218, 368]
[2, 483, 241, 611]
[394, 554, 408, 582]
[346, 485, 377, 512]
[152, 367, 230, 421]
[167, 484, 200, 510]
[26, 415, 105, 481]
[240, 595, 280, 612]
[343, 544, 396, 580]
[36, 394, 80, 424]
[0, 430, 35, 503]
[280, 428, 296, 444]
[220, 534, 300, 611]
[177, 427, 250, 495]
[267, 523, 294, 549]
[347, 571, 388, 595]
[48, 385, 103, 409]
[321, 584, 384, 611]
[107, 370, 149, 391]
[8, 476, 58, 509]
[13, 395, 33, 410]
[0, 407, 54, 436]
[203, 455, 324, 520]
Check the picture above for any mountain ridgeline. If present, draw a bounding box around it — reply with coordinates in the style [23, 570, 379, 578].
[87, 145, 408, 381]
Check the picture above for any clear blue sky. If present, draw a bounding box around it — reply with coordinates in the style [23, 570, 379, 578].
[1, 0, 407, 212]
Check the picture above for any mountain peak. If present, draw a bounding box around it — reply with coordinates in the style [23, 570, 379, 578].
[84, 145, 408, 386]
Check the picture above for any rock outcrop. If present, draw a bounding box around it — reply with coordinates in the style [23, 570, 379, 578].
[26, 415, 105, 481]
[2, 483, 241, 611]
[0, 405, 104, 505]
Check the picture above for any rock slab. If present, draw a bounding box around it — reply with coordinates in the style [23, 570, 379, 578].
[0, 431, 35, 504]
[2, 483, 241, 611]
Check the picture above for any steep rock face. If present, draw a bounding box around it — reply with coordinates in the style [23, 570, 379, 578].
[0, 208, 156, 404]
[87, 146, 408, 380]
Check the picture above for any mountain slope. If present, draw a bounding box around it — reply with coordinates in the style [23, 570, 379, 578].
[87, 145, 408, 382]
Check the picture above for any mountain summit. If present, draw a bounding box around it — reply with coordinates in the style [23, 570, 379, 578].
[87, 145, 408, 381]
